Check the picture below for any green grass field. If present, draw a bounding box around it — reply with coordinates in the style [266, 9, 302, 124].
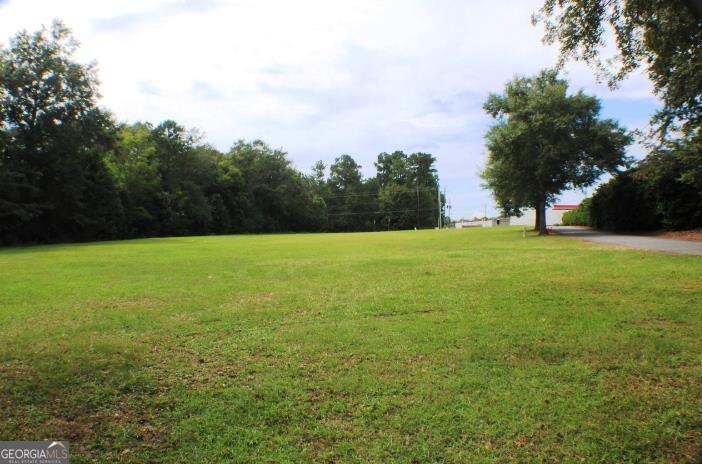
[1, 228, 700, 463]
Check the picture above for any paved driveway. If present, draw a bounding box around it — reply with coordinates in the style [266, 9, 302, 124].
[552, 226, 702, 256]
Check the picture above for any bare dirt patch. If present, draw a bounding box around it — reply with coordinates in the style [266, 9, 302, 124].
[650, 229, 702, 242]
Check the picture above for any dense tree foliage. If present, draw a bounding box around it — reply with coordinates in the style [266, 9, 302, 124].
[481, 69, 632, 234]
[534, 2, 701, 232]
[0, 21, 121, 243]
[325, 154, 369, 232]
[0, 23, 445, 245]
[589, 172, 661, 231]
[582, 134, 702, 231]
[534, 0, 702, 136]
[636, 134, 702, 229]
[372, 151, 442, 231]
[229, 140, 325, 233]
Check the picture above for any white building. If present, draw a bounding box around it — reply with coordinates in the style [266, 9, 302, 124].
[454, 217, 510, 228]
[454, 219, 484, 228]
[509, 204, 578, 227]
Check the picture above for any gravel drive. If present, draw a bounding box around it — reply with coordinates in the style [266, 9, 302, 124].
[552, 226, 702, 256]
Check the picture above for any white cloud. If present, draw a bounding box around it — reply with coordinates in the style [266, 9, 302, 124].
[0, 0, 658, 218]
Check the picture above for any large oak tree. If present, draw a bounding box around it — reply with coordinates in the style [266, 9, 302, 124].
[481, 70, 632, 234]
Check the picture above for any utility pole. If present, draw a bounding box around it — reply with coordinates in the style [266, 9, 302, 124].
[437, 183, 442, 229]
[416, 175, 420, 229]
[443, 188, 447, 228]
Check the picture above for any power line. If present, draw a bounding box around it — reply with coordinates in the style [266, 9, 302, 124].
[321, 187, 439, 200]
[326, 207, 439, 217]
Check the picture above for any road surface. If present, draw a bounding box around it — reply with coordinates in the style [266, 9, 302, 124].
[552, 226, 702, 256]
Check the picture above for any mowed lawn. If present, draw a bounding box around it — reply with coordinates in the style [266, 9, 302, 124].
[0, 228, 700, 463]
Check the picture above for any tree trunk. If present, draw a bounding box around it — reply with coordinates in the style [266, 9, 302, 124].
[534, 205, 541, 232]
[537, 197, 547, 235]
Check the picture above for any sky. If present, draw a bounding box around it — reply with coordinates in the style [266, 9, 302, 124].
[0, 0, 660, 219]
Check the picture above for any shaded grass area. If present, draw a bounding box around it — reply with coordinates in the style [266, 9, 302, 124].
[0, 228, 700, 462]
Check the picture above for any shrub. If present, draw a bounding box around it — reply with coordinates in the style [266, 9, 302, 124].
[590, 173, 661, 232]
[579, 134, 701, 233]
[561, 199, 592, 226]
[636, 136, 702, 230]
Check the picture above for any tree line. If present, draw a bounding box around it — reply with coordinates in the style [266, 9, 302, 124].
[0, 22, 446, 245]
